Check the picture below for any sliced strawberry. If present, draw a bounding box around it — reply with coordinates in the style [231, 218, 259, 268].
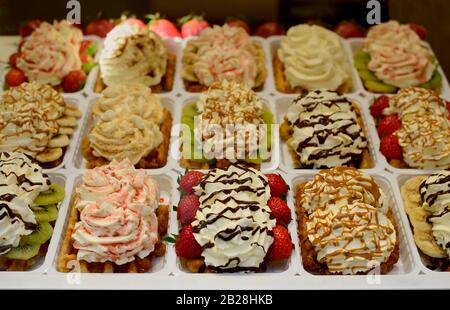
[179, 171, 204, 194]
[377, 114, 402, 138]
[179, 14, 209, 38]
[19, 19, 41, 38]
[177, 194, 200, 226]
[9, 52, 21, 69]
[267, 197, 291, 226]
[267, 225, 292, 261]
[225, 18, 250, 34]
[409, 23, 427, 40]
[147, 13, 181, 38]
[80, 40, 97, 56]
[333, 21, 365, 38]
[371, 95, 390, 119]
[62, 70, 86, 93]
[85, 19, 114, 38]
[175, 225, 203, 258]
[5, 68, 26, 87]
[265, 173, 288, 198]
[380, 134, 403, 160]
[253, 21, 284, 38]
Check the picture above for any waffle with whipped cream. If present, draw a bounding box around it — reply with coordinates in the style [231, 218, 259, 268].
[182, 25, 266, 91]
[58, 159, 169, 273]
[280, 90, 371, 169]
[96, 22, 175, 93]
[295, 167, 399, 275]
[0, 82, 81, 168]
[274, 24, 353, 94]
[401, 170, 450, 271]
[82, 83, 172, 169]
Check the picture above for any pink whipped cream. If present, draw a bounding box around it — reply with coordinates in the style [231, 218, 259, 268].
[17, 20, 83, 85]
[364, 21, 435, 88]
[72, 159, 160, 265]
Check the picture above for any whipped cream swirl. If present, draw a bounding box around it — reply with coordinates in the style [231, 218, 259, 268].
[0, 152, 51, 255]
[278, 24, 352, 91]
[192, 165, 276, 271]
[100, 23, 167, 87]
[72, 159, 160, 265]
[286, 90, 367, 168]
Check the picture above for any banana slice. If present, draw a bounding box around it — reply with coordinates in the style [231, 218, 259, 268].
[64, 107, 82, 118]
[59, 127, 74, 135]
[48, 134, 70, 148]
[36, 147, 63, 163]
[57, 116, 78, 128]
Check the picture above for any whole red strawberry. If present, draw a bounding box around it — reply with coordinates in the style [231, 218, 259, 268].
[333, 21, 365, 38]
[377, 114, 402, 138]
[5, 68, 26, 87]
[380, 134, 403, 160]
[62, 70, 86, 93]
[19, 19, 41, 38]
[409, 23, 427, 40]
[265, 173, 288, 198]
[267, 225, 292, 261]
[254, 21, 284, 38]
[147, 13, 181, 38]
[175, 225, 203, 258]
[179, 171, 204, 194]
[267, 197, 291, 226]
[225, 18, 250, 34]
[9, 52, 21, 68]
[177, 194, 200, 226]
[371, 95, 390, 119]
[179, 14, 209, 38]
[85, 19, 114, 37]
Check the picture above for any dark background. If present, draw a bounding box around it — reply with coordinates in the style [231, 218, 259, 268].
[0, 0, 448, 76]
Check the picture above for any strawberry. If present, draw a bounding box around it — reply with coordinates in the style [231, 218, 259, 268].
[265, 173, 288, 198]
[5, 68, 26, 87]
[445, 101, 450, 114]
[254, 21, 284, 38]
[380, 134, 403, 160]
[179, 14, 209, 38]
[175, 225, 203, 258]
[147, 13, 181, 38]
[370, 95, 390, 119]
[333, 21, 365, 38]
[267, 197, 291, 226]
[225, 18, 250, 34]
[377, 114, 402, 138]
[266, 225, 292, 261]
[19, 19, 41, 38]
[177, 194, 200, 226]
[62, 70, 86, 93]
[85, 19, 114, 37]
[121, 18, 146, 29]
[80, 40, 97, 57]
[409, 23, 427, 40]
[9, 52, 21, 68]
[179, 171, 204, 194]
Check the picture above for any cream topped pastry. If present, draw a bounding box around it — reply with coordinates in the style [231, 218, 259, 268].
[301, 167, 387, 215]
[388, 88, 450, 169]
[89, 84, 164, 165]
[286, 90, 367, 168]
[0, 82, 81, 165]
[182, 24, 265, 89]
[195, 80, 266, 161]
[419, 170, 450, 258]
[0, 152, 51, 255]
[17, 20, 82, 85]
[278, 24, 352, 91]
[72, 159, 160, 265]
[100, 23, 168, 87]
[364, 21, 436, 88]
[192, 165, 275, 271]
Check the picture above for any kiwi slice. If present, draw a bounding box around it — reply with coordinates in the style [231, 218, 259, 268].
[182, 102, 199, 118]
[33, 184, 65, 206]
[4, 244, 40, 260]
[364, 80, 398, 94]
[422, 70, 442, 90]
[358, 68, 378, 81]
[354, 50, 371, 70]
[21, 222, 53, 246]
[32, 204, 58, 222]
